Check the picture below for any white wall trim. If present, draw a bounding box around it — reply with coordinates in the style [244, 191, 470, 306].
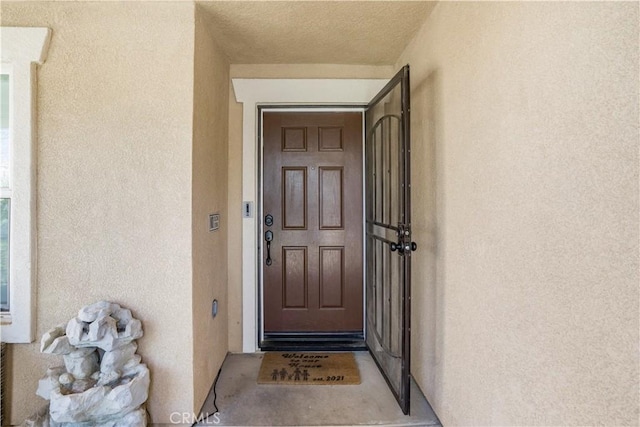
[231, 78, 388, 352]
[1, 27, 51, 343]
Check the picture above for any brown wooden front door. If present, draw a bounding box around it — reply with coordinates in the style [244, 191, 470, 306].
[262, 111, 363, 333]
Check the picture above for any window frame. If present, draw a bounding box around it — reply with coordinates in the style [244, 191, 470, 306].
[0, 27, 51, 343]
[1, 66, 13, 312]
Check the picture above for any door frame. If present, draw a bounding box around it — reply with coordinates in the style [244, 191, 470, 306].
[232, 79, 389, 352]
[258, 106, 367, 347]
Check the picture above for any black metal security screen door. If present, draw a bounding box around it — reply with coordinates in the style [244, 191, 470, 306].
[365, 65, 415, 415]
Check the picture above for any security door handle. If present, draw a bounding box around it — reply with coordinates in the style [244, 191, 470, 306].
[390, 241, 417, 254]
[265, 230, 273, 266]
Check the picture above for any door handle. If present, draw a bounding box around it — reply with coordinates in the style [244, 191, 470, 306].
[265, 230, 274, 266]
[390, 241, 417, 254]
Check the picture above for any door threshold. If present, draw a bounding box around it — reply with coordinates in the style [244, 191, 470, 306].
[261, 332, 366, 352]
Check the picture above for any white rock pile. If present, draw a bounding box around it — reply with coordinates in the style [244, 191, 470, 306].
[23, 301, 150, 427]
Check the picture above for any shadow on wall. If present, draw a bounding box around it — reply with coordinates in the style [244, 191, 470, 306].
[410, 68, 446, 407]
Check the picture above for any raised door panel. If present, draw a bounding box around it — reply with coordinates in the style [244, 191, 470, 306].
[318, 127, 344, 151]
[282, 167, 307, 230]
[282, 247, 308, 309]
[319, 247, 345, 308]
[319, 167, 344, 230]
[282, 127, 307, 151]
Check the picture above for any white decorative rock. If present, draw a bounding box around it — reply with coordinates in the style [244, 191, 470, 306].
[23, 407, 146, 427]
[42, 336, 74, 356]
[28, 301, 150, 426]
[49, 364, 150, 424]
[122, 355, 142, 372]
[65, 318, 86, 345]
[109, 406, 147, 427]
[124, 318, 143, 341]
[113, 308, 133, 330]
[41, 324, 72, 355]
[88, 314, 118, 348]
[97, 370, 121, 387]
[58, 373, 74, 387]
[89, 406, 147, 427]
[101, 342, 137, 374]
[63, 348, 99, 380]
[36, 367, 66, 400]
[77, 301, 120, 323]
[71, 378, 96, 393]
[68, 315, 141, 352]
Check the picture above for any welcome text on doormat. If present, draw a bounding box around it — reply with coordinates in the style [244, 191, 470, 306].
[257, 352, 361, 385]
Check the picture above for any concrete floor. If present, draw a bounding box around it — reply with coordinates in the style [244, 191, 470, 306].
[197, 352, 441, 427]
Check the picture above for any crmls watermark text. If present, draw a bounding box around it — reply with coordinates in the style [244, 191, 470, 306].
[170, 412, 221, 425]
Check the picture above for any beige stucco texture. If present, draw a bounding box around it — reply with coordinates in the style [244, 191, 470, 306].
[1, 1, 198, 423]
[192, 5, 231, 412]
[400, 2, 639, 425]
[197, 1, 434, 65]
[2, 0, 638, 426]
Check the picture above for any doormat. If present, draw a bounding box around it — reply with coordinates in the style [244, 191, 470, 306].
[257, 352, 360, 385]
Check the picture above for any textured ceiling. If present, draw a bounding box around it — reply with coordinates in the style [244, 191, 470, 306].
[197, 1, 436, 64]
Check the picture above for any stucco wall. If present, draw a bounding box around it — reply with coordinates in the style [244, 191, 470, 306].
[399, 2, 639, 425]
[226, 64, 394, 352]
[192, 5, 230, 414]
[1, 2, 196, 423]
